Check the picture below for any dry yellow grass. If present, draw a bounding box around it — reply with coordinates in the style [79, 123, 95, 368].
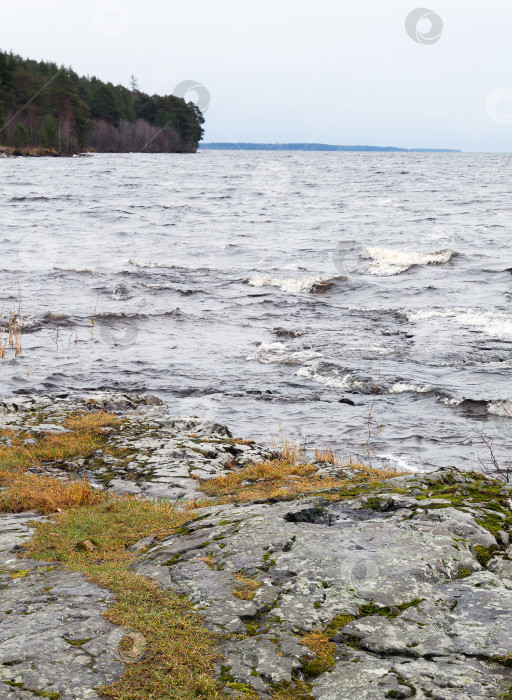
[198, 555, 215, 570]
[200, 458, 343, 502]
[64, 410, 121, 431]
[0, 312, 22, 359]
[0, 472, 101, 513]
[232, 572, 263, 600]
[271, 428, 305, 463]
[200, 431, 401, 503]
[314, 448, 335, 464]
[0, 410, 120, 513]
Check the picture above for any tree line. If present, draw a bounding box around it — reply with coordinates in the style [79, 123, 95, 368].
[0, 51, 205, 154]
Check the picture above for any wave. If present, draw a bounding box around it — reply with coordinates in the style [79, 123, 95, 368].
[438, 396, 511, 419]
[128, 259, 179, 270]
[403, 308, 512, 339]
[438, 396, 464, 407]
[296, 364, 355, 389]
[56, 267, 92, 274]
[359, 247, 456, 276]
[294, 361, 373, 391]
[10, 195, 52, 202]
[376, 453, 420, 473]
[247, 275, 341, 293]
[246, 342, 321, 365]
[296, 366, 435, 396]
[488, 399, 512, 418]
[389, 382, 433, 394]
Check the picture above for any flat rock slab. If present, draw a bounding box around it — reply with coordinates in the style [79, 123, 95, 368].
[0, 513, 125, 699]
[135, 471, 512, 698]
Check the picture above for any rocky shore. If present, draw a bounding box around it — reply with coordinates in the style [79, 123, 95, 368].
[1, 393, 512, 699]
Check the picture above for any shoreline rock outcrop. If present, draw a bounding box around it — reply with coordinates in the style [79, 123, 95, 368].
[1, 393, 511, 699]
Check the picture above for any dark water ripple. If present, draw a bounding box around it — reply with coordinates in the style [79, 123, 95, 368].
[1, 151, 512, 472]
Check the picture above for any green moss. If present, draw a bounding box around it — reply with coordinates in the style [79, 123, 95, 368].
[64, 637, 92, 648]
[219, 666, 234, 683]
[415, 474, 510, 516]
[301, 657, 330, 676]
[358, 598, 422, 619]
[301, 612, 356, 677]
[163, 553, 183, 566]
[173, 526, 191, 537]
[330, 484, 376, 500]
[365, 497, 382, 510]
[456, 566, 472, 579]
[476, 513, 511, 537]
[313, 601, 322, 609]
[343, 635, 362, 650]
[324, 612, 356, 637]
[262, 551, 277, 570]
[490, 656, 512, 667]
[474, 545, 494, 567]
[227, 681, 257, 696]
[244, 622, 259, 637]
[396, 674, 416, 693]
[270, 680, 313, 699]
[8, 569, 32, 579]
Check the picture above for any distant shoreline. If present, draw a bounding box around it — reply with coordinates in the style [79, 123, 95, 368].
[200, 142, 461, 153]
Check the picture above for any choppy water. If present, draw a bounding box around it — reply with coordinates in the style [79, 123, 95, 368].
[1, 151, 512, 472]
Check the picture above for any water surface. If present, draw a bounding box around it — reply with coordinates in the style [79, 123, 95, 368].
[1, 151, 511, 471]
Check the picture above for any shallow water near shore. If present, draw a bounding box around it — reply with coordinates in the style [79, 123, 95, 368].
[1, 150, 512, 472]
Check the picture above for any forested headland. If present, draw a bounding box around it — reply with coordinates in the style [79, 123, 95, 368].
[0, 51, 204, 155]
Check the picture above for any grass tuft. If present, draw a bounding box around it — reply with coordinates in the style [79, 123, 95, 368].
[0, 411, 119, 513]
[199, 432, 401, 503]
[300, 613, 356, 676]
[0, 473, 101, 513]
[232, 572, 263, 600]
[27, 498, 224, 699]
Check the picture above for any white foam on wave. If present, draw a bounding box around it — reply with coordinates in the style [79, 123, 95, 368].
[359, 247, 455, 276]
[56, 267, 92, 273]
[128, 259, 176, 270]
[488, 399, 512, 418]
[246, 342, 320, 365]
[295, 361, 365, 390]
[389, 383, 433, 394]
[376, 453, 420, 473]
[403, 308, 512, 339]
[247, 275, 340, 294]
[438, 396, 463, 407]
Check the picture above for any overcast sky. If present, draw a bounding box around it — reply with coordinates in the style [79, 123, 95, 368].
[2, 1, 512, 151]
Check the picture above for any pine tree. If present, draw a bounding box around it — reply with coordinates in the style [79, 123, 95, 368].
[45, 116, 57, 153]
[36, 122, 47, 154]
[14, 122, 29, 150]
[90, 82, 121, 126]
[0, 101, 5, 144]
